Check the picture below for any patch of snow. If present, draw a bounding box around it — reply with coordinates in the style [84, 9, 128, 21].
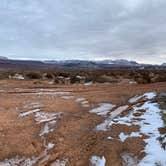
[35, 112, 61, 124]
[121, 153, 138, 166]
[119, 132, 141, 142]
[0, 90, 5, 93]
[81, 101, 89, 104]
[96, 105, 129, 131]
[18, 108, 41, 118]
[129, 95, 143, 104]
[130, 132, 141, 137]
[39, 120, 57, 136]
[47, 143, 55, 150]
[108, 136, 113, 140]
[82, 104, 90, 107]
[61, 96, 74, 99]
[137, 102, 166, 166]
[75, 97, 90, 107]
[48, 81, 54, 85]
[75, 98, 86, 102]
[96, 119, 110, 131]
[144, 92, 156, 100]
[37, 91, 70, 95]
[129, 92, 156, 104]
[24, 102, 41, 109]
[10, 74, 24, 80]
[84, 82, 93, 86]
[119, 133, 129, 142]
[129, 81, 137, 84]
[81, 100, 90, 107]
[110, 105, 128, 119]
[0, 156, 36, 166]
[50, 159, 67, 166]
[106, 92, 166, 165]
[90, 103, 115, 116]
[90, 156, 106, 166]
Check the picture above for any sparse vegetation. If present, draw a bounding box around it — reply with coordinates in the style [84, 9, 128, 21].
[0, 67, 166, 84]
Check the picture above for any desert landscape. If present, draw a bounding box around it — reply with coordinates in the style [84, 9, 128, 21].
[1, 0, 166, 165]
[0, 65, 166, 166]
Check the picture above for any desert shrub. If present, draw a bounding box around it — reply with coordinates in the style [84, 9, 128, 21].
[42, 73, 54, 79]
[25, 72, 42, 79]
[95, 75, 118, 83]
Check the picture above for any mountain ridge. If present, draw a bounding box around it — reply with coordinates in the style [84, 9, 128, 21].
[0, 56, 165, 69]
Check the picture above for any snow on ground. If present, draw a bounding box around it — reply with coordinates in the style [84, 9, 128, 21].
[0, 141, 55, 166]
[9, 74, 24, 80]
[75, 98, 86, 102]
[137, 101, 166, 166]
[23, 102, 41, 109]
[90, 156, 106, 166]
[75, 97, 90, 107]
[106, 92, 166, 165]
[0, 156, 37, 166]
[129, 95, 143, 104]
[119, 132, 141, 142]
[18, 108, 41, 118]
[18, 102, 42, 118]
[61, 96, 74, 99]
[119, 133, 129, 142]
[121, 153, 138, 166]
[110, 105, 128, 119]
[39, 120, 57, 136]
[144, 92, 156, 100]
[50, 159, 67, 166]
[90, 103, 115, 116]
[12, 102, 62, 165]
[36, 91, 70, 95]
[96, 119, 110, 131]
[34, 112, 61, 124]
[95, 92, 165, 165]
[47, 143, 55, 150]
[96, 105, 128, 131]
[129, 92, 156, 103]
[84, 82, 93, 86]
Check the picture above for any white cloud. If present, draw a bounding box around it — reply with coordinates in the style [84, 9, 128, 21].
[0, 0, 166, 64]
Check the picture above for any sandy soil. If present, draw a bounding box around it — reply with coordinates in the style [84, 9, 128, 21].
[0, 79, 166, 166]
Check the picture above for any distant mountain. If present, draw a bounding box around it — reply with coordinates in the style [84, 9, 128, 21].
[0, 57, 165, 69]
[0, 56, 8, 60]
[161, 63, 166, 66]
[95, 59, 140, 66]
[0, 58, 47, 68]
[44, 59, 140, 67]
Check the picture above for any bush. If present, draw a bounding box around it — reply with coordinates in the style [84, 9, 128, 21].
[25, 72, 42, 79]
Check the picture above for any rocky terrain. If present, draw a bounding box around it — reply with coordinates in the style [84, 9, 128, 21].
[0, 79, 165, 166]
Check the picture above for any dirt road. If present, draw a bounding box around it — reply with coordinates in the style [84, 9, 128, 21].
[0, 80, 166, 166]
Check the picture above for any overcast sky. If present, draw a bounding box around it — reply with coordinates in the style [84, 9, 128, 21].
[0, 0, 166, 64]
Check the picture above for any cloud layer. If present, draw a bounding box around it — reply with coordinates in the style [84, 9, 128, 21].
[0, 0, 166, 64]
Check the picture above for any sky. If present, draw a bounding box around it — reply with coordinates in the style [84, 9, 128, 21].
[0, 0, 166, 64]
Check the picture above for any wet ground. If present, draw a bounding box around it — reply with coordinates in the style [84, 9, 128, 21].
[0, 80, 166, 166]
